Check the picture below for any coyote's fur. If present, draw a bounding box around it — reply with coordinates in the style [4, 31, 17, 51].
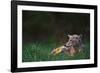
[50, 34, 84, 56]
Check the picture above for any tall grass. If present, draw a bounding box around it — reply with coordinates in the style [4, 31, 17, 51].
[22, 40, 90, 62]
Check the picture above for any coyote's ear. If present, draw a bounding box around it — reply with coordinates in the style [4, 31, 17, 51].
[79, 34, 82, 38]
[68, 35, 71, 37]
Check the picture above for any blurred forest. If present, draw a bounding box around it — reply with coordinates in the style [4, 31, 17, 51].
[22, 10, 90, 44]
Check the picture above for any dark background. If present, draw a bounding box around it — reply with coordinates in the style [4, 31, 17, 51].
[22, 10, 90, 44]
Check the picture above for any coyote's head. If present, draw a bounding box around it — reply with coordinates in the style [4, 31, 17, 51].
[50, 34, 83, 56]
[67, 34, 82, 47]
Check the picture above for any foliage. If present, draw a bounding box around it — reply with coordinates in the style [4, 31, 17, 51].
[22, 40, 90, 62]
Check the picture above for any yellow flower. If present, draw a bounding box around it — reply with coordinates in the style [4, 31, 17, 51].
[51, 46, 63, 55]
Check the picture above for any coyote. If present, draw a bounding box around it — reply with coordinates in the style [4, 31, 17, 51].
[50, 34, 84, 56]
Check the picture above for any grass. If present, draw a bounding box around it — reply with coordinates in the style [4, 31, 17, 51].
[22, 40, 90, 62]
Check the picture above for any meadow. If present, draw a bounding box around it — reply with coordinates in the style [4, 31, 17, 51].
[22, 11, 90, 62]
[22, 39, 90, 62]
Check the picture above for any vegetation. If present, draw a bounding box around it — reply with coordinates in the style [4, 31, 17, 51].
[22, 40, 90, 62]
[22, 10, 90, 62]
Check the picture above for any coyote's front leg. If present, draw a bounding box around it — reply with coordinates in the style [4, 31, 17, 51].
[69, 47, 76, 56]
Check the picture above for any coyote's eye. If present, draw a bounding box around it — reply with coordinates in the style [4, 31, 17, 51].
[76, 37, 78, 39]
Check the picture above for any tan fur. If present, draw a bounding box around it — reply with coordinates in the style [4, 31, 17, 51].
[50, 34, 83, 56]
[65, 46, 77, 56]
[69, 47, 76, 56]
